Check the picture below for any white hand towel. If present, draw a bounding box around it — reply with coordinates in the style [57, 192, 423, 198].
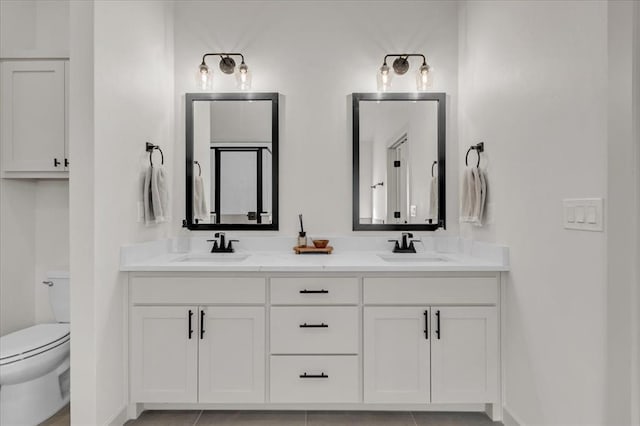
[142, 166, 155, 225]
[150, 165, 169, 223]
[476, 169, 488, 226]
[428, 175, 438, 222]
[460, 168, 476, 222]
[470, 167, 482, 224]
[193, 175, 208, 221]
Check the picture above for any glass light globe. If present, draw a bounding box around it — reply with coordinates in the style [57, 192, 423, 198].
[236, 62, 251, 90]
[377, 63, 392, 91]
[196, 63, 212, 90]
[416, 63, 432, 91]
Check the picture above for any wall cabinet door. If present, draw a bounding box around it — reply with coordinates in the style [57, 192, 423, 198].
[363, 307, 430, 403]
[430, 306, 498, 403]
[131, 306, 198, 403]
[198, 306, 265, 403]
[1, 60, 67, 172]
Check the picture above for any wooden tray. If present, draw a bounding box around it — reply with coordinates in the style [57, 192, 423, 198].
[293, 246, 333, 254]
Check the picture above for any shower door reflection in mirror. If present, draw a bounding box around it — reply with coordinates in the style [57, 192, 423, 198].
[186, 93, 278, 230]
[353, 93, 445, 231]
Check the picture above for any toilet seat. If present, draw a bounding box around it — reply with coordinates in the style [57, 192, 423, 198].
[0, 324, 70, 366]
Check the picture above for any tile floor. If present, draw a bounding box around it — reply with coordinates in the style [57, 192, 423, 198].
[41, 405, 502, 426]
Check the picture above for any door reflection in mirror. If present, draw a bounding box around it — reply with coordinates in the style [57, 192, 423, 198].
[359, 100, 438, 225]
[189, 95, 277, 229]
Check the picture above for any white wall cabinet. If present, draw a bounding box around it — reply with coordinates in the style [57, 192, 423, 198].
[1, 60, 69, 176]
[130, 304, 265, 403]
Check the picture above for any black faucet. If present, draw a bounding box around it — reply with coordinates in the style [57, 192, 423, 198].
[388, 232, 418, 253]
[207, 232, 238, 253]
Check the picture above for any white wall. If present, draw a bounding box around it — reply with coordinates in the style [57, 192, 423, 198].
[606, 2, 639, 425]
[69, 0, 174, 423]
[173, 0, 460, 235]
[0, 0, 70, 336]
[458, 1, 627, 424]
[0, 180, 36, 335]
[0, 0, 69, 58]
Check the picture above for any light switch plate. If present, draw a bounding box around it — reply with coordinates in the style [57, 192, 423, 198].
[563, 198, 604, 231]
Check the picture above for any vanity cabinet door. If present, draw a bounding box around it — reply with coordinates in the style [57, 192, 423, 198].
[363, 307, 430, 403]
[131, 306, 198, 403]
[430, 307, 498, 403]
[1, 60, 67, 173]
[198, 306, 265, 403]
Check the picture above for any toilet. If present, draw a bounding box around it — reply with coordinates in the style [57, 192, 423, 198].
[0, 271, 70, 426]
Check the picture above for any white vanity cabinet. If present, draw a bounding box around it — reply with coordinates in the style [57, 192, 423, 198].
[363, 276, 499, 405]
[129, 276, 266, 404]
[1, 60, 69, 177]
[126, 270, 503, 419]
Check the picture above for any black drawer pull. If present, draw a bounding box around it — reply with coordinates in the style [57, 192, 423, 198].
[299, 289, 329, 294]
[299, 323, 328, 328]
[188, 310, 193, 339]
[300, 372, 328, 379]
[424, 310, 429, 340]
[54, 158, 60, 167]
[435, 310, 441, 340]
[200, 309, 205, 339]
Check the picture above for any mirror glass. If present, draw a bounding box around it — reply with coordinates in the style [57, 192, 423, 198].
[353, 93, 445, 231]
[186, 93, 278, 230]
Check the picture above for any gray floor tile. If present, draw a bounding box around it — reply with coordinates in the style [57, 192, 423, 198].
[196, 410, 305, 426]
[124, 410, 201, 426]
[39, 404, 70, 426]
[307, 411, 415, 426]
[412, 411, 502, 426]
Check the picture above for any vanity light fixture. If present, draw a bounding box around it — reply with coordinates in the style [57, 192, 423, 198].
[377, 54, 432, 91]
[197, 52, 251, 90]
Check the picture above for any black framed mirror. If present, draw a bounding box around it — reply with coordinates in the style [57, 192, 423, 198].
[352, 92, 446, 231]
[185, 92, 279, 230]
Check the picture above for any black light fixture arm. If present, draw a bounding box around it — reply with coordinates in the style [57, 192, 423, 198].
[383, 53, 427, 66]
[201, 52, 246, 65]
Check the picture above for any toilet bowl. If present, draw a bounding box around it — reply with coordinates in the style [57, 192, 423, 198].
[0, 272, 70, 426]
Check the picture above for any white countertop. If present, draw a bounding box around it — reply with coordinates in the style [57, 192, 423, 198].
[120, 236, 509, 272]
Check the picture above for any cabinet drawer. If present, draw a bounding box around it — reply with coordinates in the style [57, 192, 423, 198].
[270, 307, 358, 354]
[364, 277, 498, 305]
[270, 277, 359, 305]
[131, 276, 265, 304]
[270, 355, 359, 403]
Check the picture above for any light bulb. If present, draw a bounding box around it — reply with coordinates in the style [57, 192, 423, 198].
[416, 63, 431, 91]
[377, 63, 392, 91]
[196, 62, 212, 90]
[236, 62, 251, 90]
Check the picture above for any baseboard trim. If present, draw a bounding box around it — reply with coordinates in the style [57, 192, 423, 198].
[142, 402, 486, 412]
[503, 405, 524, 426]
[106, 406, 127, 426]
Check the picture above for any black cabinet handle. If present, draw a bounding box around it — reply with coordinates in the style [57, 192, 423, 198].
[299, 323, 328, 328]
[188, 310, 193, 339]
[435, 310, 441, 340]
[299, 289, 329, 294]
[64, 158, 69, 167]
[200, 310, 205, 339]
[299, 372, 328, 379]
[424, 310, 429, 340]
[54, 158, 60, 167]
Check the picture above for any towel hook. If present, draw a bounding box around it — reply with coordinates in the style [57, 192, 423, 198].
[145, 142, 164, 166]
[431, 161, 437, 178]
[465, 142, 484, 168]
[194, 160, 201, 176]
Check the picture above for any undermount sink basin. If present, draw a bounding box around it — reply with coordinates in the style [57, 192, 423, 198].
[377, 253, 448, 263]
[175, 253, 250, 263]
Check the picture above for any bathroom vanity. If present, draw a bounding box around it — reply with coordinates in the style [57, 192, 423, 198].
[121, 237, 508, 421]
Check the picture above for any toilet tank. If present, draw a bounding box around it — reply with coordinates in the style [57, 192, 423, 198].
[47, 271, 70, 323]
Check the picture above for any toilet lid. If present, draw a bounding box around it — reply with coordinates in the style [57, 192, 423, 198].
[0, 324, 70, 362]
